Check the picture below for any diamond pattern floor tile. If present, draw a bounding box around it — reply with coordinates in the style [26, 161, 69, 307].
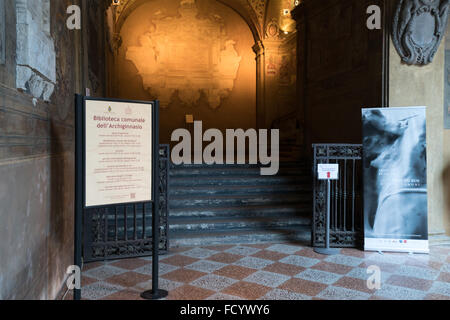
[243, 271, 290, 288]
[294, 269, 342, 285]
[316, 286, 371, 300]
[233, 256, 274, 270]
[181, 248, 219, 259]
[185, 260, 227, 273]
[190, 274, 237, 292]
[225, 246, 262, 256]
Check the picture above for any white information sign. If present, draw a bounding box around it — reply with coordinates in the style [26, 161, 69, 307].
[85, 100, 153, 207]
[318, 164, 339, 180]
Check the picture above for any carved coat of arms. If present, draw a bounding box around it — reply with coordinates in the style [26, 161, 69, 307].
[126, 0, 242, 109]
[392, 0, 450, 65]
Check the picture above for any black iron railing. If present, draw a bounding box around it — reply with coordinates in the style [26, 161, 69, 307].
[83, 145, 170, 262]
[312, 144, 363, 248]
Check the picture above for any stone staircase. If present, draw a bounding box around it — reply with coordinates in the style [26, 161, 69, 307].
[169, 162, 312, 247]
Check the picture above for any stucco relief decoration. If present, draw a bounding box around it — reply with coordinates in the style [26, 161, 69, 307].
[266, 19, 280, 39]
[15, 0, 56, 101]
[393, 0, 450, 65]
[248, 0, 266, 24]
[126, 0, 242, 109]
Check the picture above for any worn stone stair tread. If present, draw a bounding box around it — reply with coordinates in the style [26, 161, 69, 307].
[166, 162, 312, 246]
[105, 204, 312, 220]
[105, 217, 311, 235]
[170, 162, 308, 169]
[170, 176, 310, 186]
[169, 218, 311, 233]
[171, 225, 310, 236]
[170, 184, 311, 195]
[169, 204, 312, 218]
[170, 193, 311, 200]
[170, 167, 308, 177]
[170, 216, 311, 225]
[169, 195, 311, 208]
[169, 227, 311, 247]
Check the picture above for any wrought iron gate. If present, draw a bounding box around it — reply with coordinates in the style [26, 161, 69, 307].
[82, 145, 170, 262]
[312, 144, 363, 248]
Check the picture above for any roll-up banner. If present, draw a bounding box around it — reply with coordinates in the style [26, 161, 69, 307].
[362, 107, 429, 254]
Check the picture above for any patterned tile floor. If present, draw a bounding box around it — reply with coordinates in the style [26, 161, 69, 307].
[77, 243, 450, 300]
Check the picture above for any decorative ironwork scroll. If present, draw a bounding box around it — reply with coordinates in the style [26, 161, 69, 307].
[312, 144, 363, 248]
[83, 145, 170, 262]
[392, 0, 450, 65]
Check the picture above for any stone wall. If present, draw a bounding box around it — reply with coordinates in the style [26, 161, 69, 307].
[16, 0, 56, 101]
[85, 0, 106, 97]
[263, 0, 299, 147]
[442, 24, 450, 235]
[0, 0, 15, 87]
[389, 0, 450, 240]
[389, 40, 449, 240]
[0, 0, 83, 299]
[292, 0, 385, 152]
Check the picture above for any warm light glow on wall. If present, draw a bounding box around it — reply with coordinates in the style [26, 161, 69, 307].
[124, 1, 243, 109]
[280, 8, 295, 34]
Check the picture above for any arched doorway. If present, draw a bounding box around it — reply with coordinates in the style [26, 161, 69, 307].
[96, 0, 310, 248]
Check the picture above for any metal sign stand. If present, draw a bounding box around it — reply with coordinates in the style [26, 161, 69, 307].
[139, 231, 168, 300]
[314, 164, 340, 255]
[74, 96, 167, 300]
[140, 204, 169, 299]
[74, 95, 83, 301]
[141, 104, 168, 299]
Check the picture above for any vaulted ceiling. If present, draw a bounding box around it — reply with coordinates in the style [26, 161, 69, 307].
[109, 0, 268, 42]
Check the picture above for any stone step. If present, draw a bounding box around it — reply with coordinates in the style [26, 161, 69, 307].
[99, 203, 312, 225]
[103, 217, 311, 240]
[169, 167, 309, 178]
[165, 162, 312, 246]
[169, 204, 311, 219]
[169, 217, 311, 233]
[171, 162, 308, 169]
[169, 194, 311, 209]
[170, 227, 311, 247]
[170, 175, 310, 187]
[170, 184, 311, 196]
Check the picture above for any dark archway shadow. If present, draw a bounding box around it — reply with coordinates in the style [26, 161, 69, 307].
[47, 121, 74, 293]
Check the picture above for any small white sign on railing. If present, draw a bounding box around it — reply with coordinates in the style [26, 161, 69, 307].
[318, 164, 339, 180]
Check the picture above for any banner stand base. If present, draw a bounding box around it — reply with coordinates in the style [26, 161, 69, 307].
[314, 247, 341, 255]
[141, 289, 169, 300]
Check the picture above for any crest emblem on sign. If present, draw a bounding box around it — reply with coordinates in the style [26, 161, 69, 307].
[392, 0, 450, 65]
